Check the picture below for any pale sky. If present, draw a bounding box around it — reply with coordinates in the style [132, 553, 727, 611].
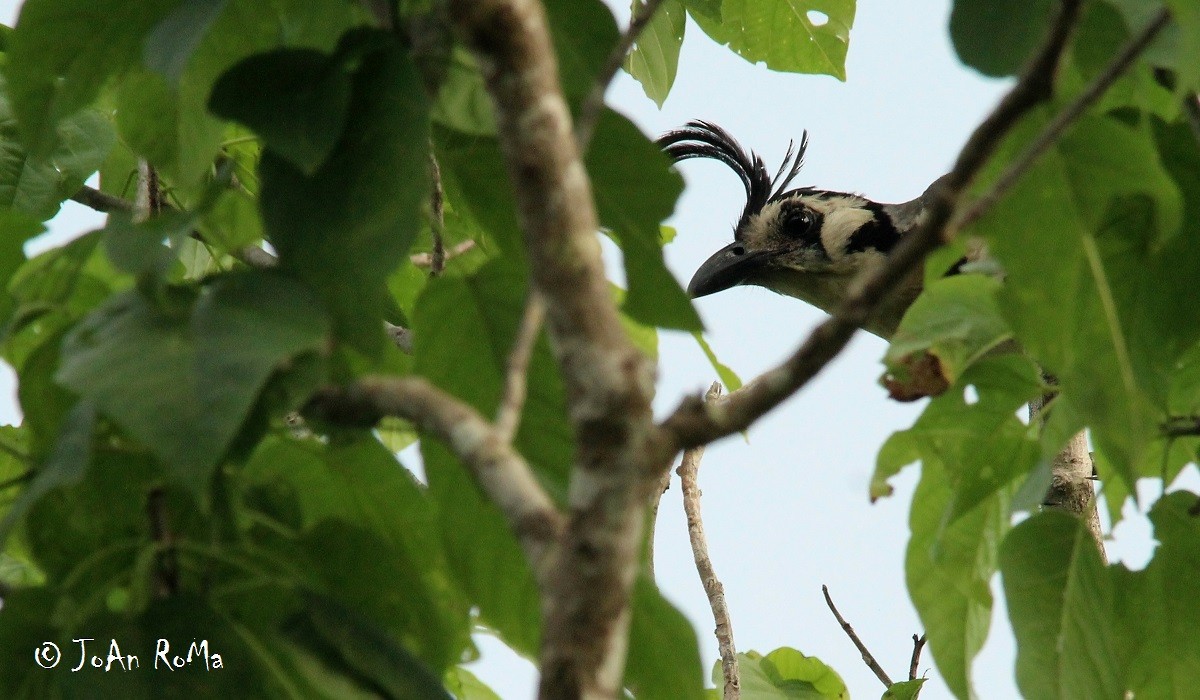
[0, 1, 1185, 698]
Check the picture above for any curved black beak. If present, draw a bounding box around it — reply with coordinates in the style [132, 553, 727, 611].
[687, 241, 768, 298]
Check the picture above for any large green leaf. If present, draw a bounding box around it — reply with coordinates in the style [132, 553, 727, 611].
[905, 454, 1010, 699]
[688, 0, 855, 80]
[1001, 512, 1125, 699]
[258, 33, 429, 357]
[625, 0, 686, 108]
[968, 111, 1192, 488]
[874, 355, 1042, 517]
[722, 647, 848, 699]
[885, 274, 1012, 394]
[0, 73, 114, 221]
[414, 259, 574, 655]
[949, 0, 1054, 77]
[4, 0, 177, 155]
[56, 274, 326, 489]
[624, 576, 706, 699]
[589, 109, 700, 330]
[116, 0, 356, 188]
[545, 0, 619, 110]
[241, 434, 471, 674]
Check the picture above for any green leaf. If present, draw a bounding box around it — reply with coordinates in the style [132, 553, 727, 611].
[0, 72, 115, 221]
[625, 0, 686, 107]
[0, 401, 92, 540]
[1130, 492, 1200, 695]
[242, 435, 471, 672]
[886, 275, 1011, 390]
[209, 46, 354, 174]
[444, 666, 502, 700]
[589, 109, 700, 330]
[413, 259, 574, 655]
[115, 0, 357, 187]
[691, 331, 742, 391]
[906, 454, 1010, 699]
[57, 276, 325, 489]
[883, 355, 1042, 520]
[949, 0, 1054, 77]
[259, 34, 430, 356]
[4, 0, 177, 155]
[144, 0, 229, 83]
[1000, 511, 1125, 700]
[689, 0, 855, 80]
[730, 647, 848, 698]
[289, 592, 453, 700]
[883, 678, 927, 700]
[969, 111, 1192, 486]
[430, 48, 496, 136]
[624, 576, 706, 699]
[545, 0, 620, 110]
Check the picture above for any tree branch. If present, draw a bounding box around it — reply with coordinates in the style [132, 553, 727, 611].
[450, 1, 659, 696]
[496, 292, 546, 443]
[655, 0, 1084, 456]
[822, 584, 893, 688]
[957, 7, 1173, 230]
[678, 383, 739, 700]
[428, 149, 447, 276]
[909, 633, 927, 681]
[305, 376, 565, 568]
[71, 184, 132, 213]
[1162, 415, 1200, 437]
[575, 0, 668, 151]
[1183, 91, 1200, 147]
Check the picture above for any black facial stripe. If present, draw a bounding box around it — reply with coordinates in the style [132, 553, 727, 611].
[845, 204, 900, 254]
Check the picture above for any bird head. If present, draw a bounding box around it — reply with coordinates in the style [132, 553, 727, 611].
[659, 121, 933, 338]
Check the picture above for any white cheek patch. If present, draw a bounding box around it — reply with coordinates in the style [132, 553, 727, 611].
[819, 206, 876, 262]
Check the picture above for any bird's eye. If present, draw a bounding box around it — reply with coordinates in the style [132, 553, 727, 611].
[781, 208, 818, 241]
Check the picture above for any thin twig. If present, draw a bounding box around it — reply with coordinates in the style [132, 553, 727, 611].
[1163, 415, 1200, 437]
[656, 0, 1084, 456]
[909, 634, 927, 681]
[678, 383, 739, 700]
[305, 375, 565, 570]
[575, 0, 668, 151]
[428, 149, 447, 276]
[411, 240, 476, 268]
[822, 585, 893, 687]
[644, 464, 673, 580]
[957, 7, 1172, 230]
[495, 292, 546, 443]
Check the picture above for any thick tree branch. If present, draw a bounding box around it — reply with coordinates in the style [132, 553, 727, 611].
[450, 1, 659, 698]
[957, 7, 1173, 230]
[1031, 391, 1105, 561]
[656, 0, 1083, 456]
[575, 0, 668, 150]
[496, 292, 546, 443]
[678, 384, 739, 700]
[305, 376, 565, 568]
[822, 585, 893, 688]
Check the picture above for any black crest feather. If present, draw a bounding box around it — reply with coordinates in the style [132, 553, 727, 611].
[657, 120, 808, 231]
